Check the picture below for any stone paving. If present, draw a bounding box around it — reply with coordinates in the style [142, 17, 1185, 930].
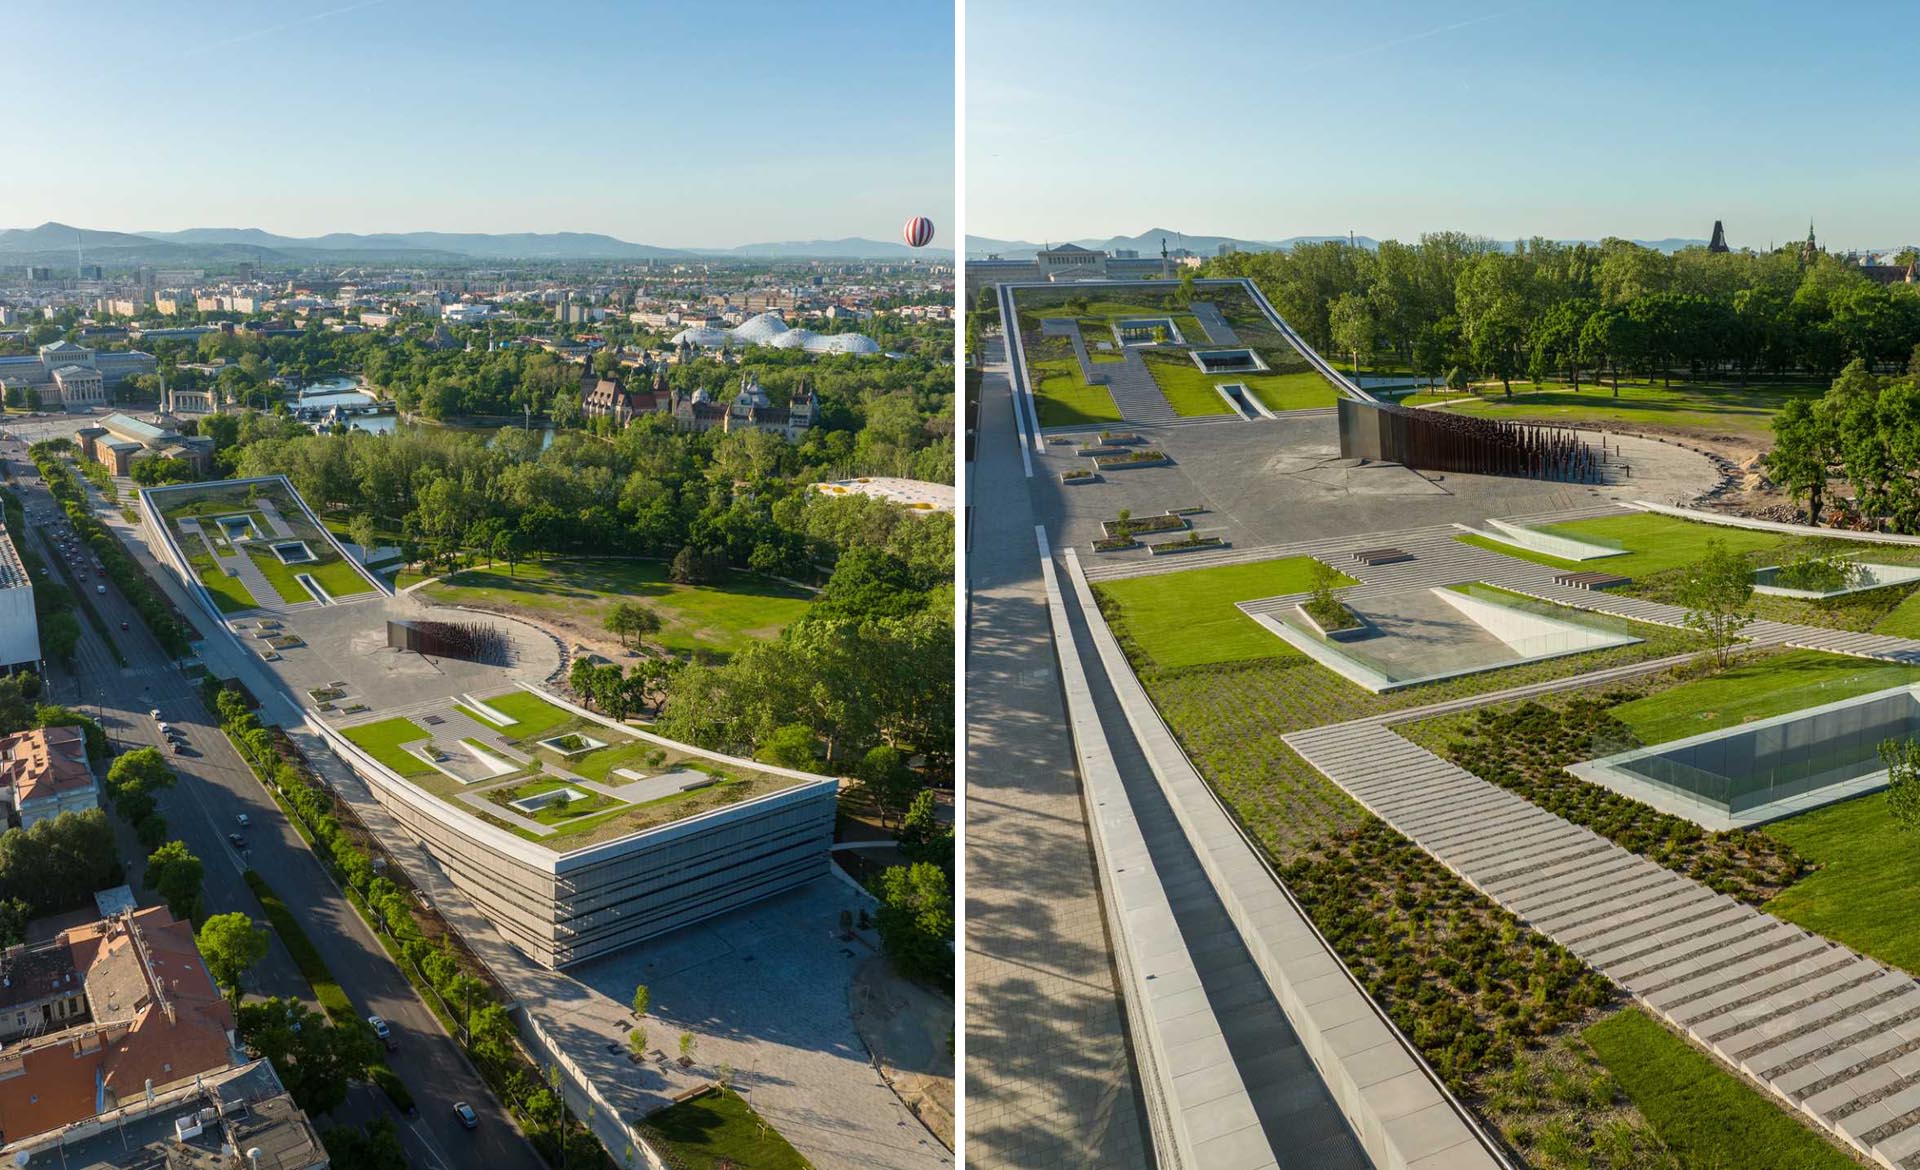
[1103, 349, 1180, 427]
[1187, 302, 1239, 345]
[965, 338, 1152, 1170]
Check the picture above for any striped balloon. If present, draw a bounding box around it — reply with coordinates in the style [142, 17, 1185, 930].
[902, 216, 935, 248]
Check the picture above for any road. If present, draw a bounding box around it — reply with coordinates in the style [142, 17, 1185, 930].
[7, 453, 544, 1170]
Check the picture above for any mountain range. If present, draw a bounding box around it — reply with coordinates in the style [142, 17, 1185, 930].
[965, 229, 1734, 258]
[0, 222, 952, 268]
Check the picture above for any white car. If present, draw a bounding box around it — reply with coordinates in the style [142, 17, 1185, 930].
[148, 709, 161, 720]
[235, 814, 249, 828]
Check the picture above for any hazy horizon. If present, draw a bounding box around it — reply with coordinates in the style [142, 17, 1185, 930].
[0, 0, 953, 250]
[968, 0, 1920, 254]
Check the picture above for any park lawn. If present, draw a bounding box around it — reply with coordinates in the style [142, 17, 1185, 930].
[1094, 556, 1357, 670]
[1425, 378, 1825, 442]
[477, 690, 581, 741]
[1610, 648, 1920, 745]
[1585, 1008, 1859, 1170]
[342, 717, 436, 777]
[244, 545, 315, 604]
[305, 556, 376, 598]
[1765, 792, 1920, 977]
[1239, 370, 1342, 412]
[1140, 352, 1234, 418]
[642, 1088, 811, 1170]
[423, 558, 813, 658]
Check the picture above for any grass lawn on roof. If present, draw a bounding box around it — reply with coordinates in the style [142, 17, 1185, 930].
[1092, 556, 1357, 670]
[342, 717, 435, 777]
[642, 1087, 810, 1170]
[1238, 370, 1343, 412]
[421, 558, 812, 658]
[1029, 357, 1122, 427]
[185, 534, 257, 613]
[1456, 512, 1788, 578]
[476, 690, 580, 741]
[1138, 351, 1234, 418]
[1609, 648, 1920, 745]
[1599, 648, 1920, 978]
[244, 545, 315, 605]
[305, 556, 376, 598]
[1415, 378, 1826, 443]
[1585, 1008, 1858, 1170]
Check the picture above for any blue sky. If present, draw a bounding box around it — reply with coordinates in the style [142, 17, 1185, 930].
[0, 0, 953, 247]
[968, 0, 1920, 250]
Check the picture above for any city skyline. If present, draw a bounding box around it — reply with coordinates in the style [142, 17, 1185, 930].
[969, 0, 1920, 251]
[0, 0, 953, 249]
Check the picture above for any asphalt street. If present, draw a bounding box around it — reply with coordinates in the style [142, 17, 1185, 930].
[5, 449, 544, 1170]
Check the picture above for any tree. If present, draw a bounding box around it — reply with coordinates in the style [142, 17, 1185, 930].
[856, 745, 920, 829]
[679, 1031, 697, 1063]
[348, 512, 380, 557]
[668, 545, 725, 585]
[198, 912, 269, 1002]
[1880, 739, 1920, 831]
[876, 862, 951, 985]
[238, 998, 378, 1116]
[627, 1025, 648, 1057]
[604, 600, 661, 649]
[40, 610, 79, 663]
[145, 839, 204, 921]
[897, 789, 952, 872]
[321, 1119, 409, 1170]
[1328, 292, 1375, 375]
[1677, 539, 1754, 668]
[1768, 397, 1839, 524]
[630, 983, 651, 1017]
[756, 723, 817, 770]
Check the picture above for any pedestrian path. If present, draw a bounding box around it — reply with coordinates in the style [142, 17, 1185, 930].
[1104, 350, 1181, 426]
[1187, 302, 1240, 346]
[1283, 715, 1920, 1170]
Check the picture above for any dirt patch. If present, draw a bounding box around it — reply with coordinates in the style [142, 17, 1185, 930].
[850, 955, 953, 1151]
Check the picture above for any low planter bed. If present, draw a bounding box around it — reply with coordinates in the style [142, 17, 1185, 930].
[1076, 445, 1128, 459]
[1101, 515, 1187, 538]
[1092, 537, 1142, 553]
[1093, 450, 1172, 471]
[1060, 470, 1101, 485]
[1147, 534, 1225, 556]
[1167, 505, 1207, 516]
[1295, 600, 1369, 641]
[1081, 432, 1142, 448]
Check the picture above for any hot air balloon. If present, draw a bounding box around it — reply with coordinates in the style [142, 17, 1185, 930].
[902, 216, 935, 249]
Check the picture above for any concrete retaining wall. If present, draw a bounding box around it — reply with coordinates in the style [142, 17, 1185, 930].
[1064, 548, 1508, 1170]
[1036, 527, 1274, 1170]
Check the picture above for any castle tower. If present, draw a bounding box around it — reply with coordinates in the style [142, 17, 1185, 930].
[1708, 220, 1730, 253]
[1801, 221, 1819, 265]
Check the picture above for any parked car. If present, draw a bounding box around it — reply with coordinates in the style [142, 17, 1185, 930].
[148, 709, 161, 720]
[453, 1102, 478, 1130]
[235, 814, 249, 828]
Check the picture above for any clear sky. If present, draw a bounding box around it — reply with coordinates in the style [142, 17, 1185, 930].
[0, 0, 953, 248]
[968, 0, 1920, 251]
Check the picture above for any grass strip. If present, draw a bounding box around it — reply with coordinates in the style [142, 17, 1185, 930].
[243, 869, 355, 1022]
[1585, 1008, 1857, 1170]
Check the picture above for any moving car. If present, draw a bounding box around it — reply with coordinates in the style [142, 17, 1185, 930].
[368, 1015, 396, 1051]
[453, 1101, 478, 1130]
[226, 832, 245, 849]
[95, 584, 105, 595]
[235, 814, 249, 828]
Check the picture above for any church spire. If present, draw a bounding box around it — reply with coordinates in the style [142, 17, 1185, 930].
[1708, 220, 1729, 253]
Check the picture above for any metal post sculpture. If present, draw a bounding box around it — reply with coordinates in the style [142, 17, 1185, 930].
[386, 619, 512, 665]
[1338, 398, 1600, 483]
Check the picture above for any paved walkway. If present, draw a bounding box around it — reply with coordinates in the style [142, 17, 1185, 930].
[1187, 302, 1240, 346]
[1104, 350, 1181, 427]
[966, 338, 1152, 1170]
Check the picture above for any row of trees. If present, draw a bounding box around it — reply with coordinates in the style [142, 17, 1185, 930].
[1769, 355, 1920, 531]
[1212, 235, 1920, 391]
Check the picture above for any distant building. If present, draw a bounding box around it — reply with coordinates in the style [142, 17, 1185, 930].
[669, 372, 816, 439]
[1708, 220, 1730, 253]
[0, 907, 238, 1143]
[442, 302, 498, 324]
[1035, 242, 1108, 282]
[0, 726, 96, 829]
[0, 341, 154, 410]
[76, 413, 213, 477]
